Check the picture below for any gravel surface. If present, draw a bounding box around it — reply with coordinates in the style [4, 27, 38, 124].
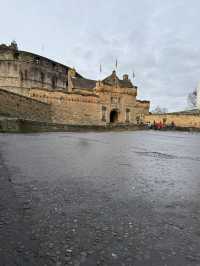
[0, 131, 200, 266]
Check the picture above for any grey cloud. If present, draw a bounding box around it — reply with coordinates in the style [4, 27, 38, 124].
[1, 0, 200, 111]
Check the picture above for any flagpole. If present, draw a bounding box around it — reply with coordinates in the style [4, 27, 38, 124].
[99, 63, 102, 82]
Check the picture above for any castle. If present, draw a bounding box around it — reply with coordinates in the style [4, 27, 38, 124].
[0, 42, 150, 126]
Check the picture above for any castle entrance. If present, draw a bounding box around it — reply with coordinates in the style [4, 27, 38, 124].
[110, 110, 118, 123]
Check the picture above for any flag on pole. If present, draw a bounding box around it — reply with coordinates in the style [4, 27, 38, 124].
[133, 71, 135, 79]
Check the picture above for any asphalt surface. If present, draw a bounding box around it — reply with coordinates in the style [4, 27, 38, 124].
[0, 131, 200, 266]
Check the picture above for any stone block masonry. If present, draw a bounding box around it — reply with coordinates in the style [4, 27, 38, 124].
[145, 113, 200, 128]
[0, 89, 52, 122]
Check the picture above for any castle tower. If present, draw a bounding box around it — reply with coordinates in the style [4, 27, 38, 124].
[197, 83, 200, 110]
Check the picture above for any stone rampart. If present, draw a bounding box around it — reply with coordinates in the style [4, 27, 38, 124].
[0, 89, 52, 122]
[16, 88, 101, 125]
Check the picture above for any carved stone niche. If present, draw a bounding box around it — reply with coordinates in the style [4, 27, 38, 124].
[111, 96, 119, 104]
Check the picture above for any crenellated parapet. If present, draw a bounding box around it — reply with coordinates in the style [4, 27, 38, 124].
[96, 84, 137, 96]
[25, 88, 99, 105]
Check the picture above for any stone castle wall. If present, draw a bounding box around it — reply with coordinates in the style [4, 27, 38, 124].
[0, 46, 69, 92]
[51, 100, 102, 125]
[0, 88, 52, 122]
[0, 87, 102, 125]
[145, 114, 200, 128]
[26, 88, 102, 125]
[1, 86, 148, 125]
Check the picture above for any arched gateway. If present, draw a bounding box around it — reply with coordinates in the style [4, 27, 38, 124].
[110, 110, 118, 123]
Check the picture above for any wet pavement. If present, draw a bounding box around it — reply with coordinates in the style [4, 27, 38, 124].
[0, 130, 200, 266]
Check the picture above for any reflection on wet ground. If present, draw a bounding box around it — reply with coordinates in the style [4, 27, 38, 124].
[0, 130, 200, 265]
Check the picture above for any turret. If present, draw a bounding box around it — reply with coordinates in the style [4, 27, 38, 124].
[123, 74, 129, 80]
[68, 68, 76, 92]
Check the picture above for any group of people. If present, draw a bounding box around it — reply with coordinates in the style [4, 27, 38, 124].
[146, 120, 176, 130]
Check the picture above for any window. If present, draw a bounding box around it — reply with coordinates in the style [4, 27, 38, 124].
[25, 70, 28, 80]
[35, 57, 40, 64]
[19, 71, 23, 82]
[136, 115, 140, 124]
[52, 76, 57, 89]
[52, 62, 56, 69]
[14, 52, 19, 60]
[126, 108, 130, 122]
[40, 72, 45, 83]
[102, 106, 107, 122]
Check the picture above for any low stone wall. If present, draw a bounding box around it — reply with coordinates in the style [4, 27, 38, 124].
[0, 89, 52, 122]
[145, 114, 200, 128]
[0, 117, 145, 133]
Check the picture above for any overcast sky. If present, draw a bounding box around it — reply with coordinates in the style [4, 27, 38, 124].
[1, 0, 200, 111]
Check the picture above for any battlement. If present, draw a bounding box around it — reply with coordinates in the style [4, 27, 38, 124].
[136, 100, 150, 109]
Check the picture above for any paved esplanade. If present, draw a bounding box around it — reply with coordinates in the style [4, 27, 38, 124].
[0, 131, 200, 266]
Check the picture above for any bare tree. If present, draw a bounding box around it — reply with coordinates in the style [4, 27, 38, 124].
[152, 106, 168, 114]
[187, 89, 197, 109]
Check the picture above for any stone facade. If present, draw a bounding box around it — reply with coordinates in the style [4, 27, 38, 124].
[0, 42, 150, 125]
[0, 42, 71, 92]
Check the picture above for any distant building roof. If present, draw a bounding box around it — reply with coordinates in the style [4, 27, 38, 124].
[102, 70, 134, 88]
[167, 109, 200, 115]
[71, 76, 97, 90]
[70, 70, 137, 90]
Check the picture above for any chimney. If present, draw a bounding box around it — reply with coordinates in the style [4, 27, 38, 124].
[123, 74, 129, 80]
